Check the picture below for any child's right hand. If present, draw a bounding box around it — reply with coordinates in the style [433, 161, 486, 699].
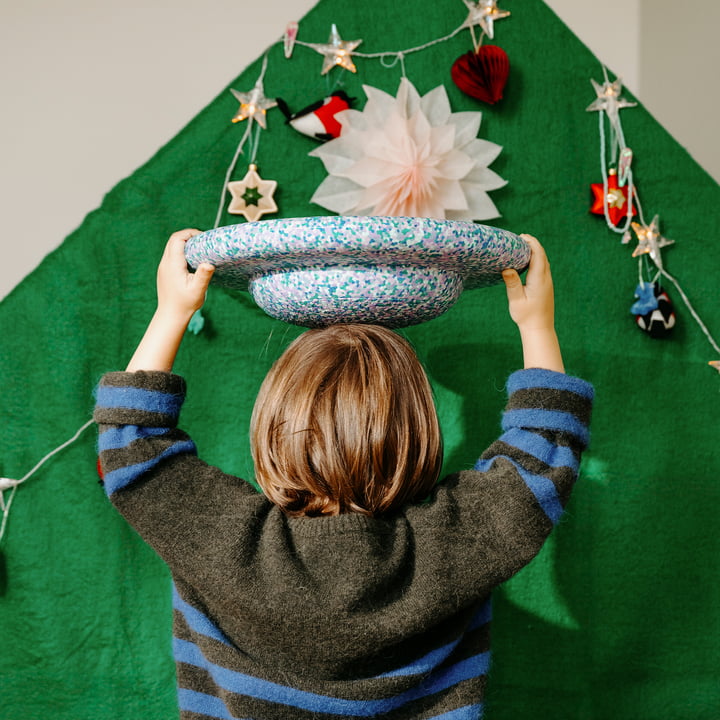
[501, 235, 555, 333]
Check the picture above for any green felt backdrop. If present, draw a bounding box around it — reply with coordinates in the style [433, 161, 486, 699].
[1, 0, 719, 718]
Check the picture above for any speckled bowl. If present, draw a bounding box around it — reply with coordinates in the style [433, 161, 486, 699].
[185, 216, 529, 328]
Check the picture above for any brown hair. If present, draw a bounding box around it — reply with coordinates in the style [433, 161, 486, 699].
[250, 324, 443, 517]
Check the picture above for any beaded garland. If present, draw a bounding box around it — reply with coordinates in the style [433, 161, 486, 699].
[185, 215, 529, 328]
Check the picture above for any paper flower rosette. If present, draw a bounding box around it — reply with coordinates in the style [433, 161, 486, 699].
[185, 216, 529, 328]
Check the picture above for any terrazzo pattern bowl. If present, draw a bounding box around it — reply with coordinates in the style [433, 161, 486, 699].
[185, 216, 529, 328]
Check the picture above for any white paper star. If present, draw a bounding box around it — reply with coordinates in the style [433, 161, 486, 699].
[630, 215, 674, 270]
[586, 77, 637, 132]
[227, 164, 278, 222]
[308, 24, 362, 75]
[230, 81, 277, 128]
[461, 0, 510, 39]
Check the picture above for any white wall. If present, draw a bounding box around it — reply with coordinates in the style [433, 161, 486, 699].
[0, 0, 717, 301]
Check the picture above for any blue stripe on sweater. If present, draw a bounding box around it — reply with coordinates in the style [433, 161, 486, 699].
[474, 456, 564, 525]
[502, 408, 589, 447]
[96, 385, 183, 418]
[507, 369, 594, 400]
[379, 600, 491, 678]
[177, 689, 239, 719]
[173, 585, 232, 647]
[497, 428, 579, 472]
[102, 439, 196, 495]
[174, 637, 490, 716]
[98, 425, 169, 451]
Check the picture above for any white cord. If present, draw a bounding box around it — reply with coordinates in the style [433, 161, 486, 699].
[0, 419, 95, 544]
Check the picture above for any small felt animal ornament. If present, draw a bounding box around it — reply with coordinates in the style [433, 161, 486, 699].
[631, 281, 676, 338]
[276, 91, 354, 141]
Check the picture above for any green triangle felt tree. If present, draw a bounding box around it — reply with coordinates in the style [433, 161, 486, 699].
[1, 1, 719, 718]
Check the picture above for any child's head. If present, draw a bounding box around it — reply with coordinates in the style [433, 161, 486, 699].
[251, 324, 442, 517]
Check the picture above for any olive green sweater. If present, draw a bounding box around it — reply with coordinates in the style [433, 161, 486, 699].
[94, 368, 593, 720]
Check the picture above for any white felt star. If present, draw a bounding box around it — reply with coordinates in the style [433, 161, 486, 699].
[630, 215, 674, 270]
[227, 164, 278, 222]
[308, 24, 362, 75]
[461, 0, 510, 39]
[230, 81, 277, 128]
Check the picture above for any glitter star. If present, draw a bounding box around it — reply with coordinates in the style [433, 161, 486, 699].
[230, 81, 277, 128]
[630, 215, 674, 270]
[227, 164, 277, 222]
[308, 24, 362, 75]
[590, 168, 635, 226]
[461, 0, 510, 39]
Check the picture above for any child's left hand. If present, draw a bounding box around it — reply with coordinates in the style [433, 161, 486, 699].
[156, 229, 215, 319]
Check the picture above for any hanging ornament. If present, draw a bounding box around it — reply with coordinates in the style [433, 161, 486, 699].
[276, 91, 354, 141]
[308, 24, 362, 75]
[618, 147, 633, 186]
[230, 80, 277, 129]
[461, 0, 510, 40]
[451, 45, 509, 104]
[630, 215, 674, 270]
[586, 77, 637, 135]
[284, 21, 299, 58]
[309, 77, 506, 220]
[633, 282, 676, 338]
[590, 168, 636, 226]
[227, 164, 278, 222]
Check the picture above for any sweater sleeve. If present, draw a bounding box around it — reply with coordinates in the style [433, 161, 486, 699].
[409, 368, 594, 594]
[93, 371, 262, 571]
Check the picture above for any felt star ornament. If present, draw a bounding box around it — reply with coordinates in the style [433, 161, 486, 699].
[230, 81, 277, 128]
[630, 215, 674, 270]
[461, 0, 510, 40]
[590, 168, 635, 226]
[309, 24, 362, 75]
[586, 77, 636, 132]
[227, 164, 278, 221]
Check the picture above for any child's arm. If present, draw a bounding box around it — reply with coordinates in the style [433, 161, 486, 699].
[502, 234, 564, 373]
[126, 229, 215, 372]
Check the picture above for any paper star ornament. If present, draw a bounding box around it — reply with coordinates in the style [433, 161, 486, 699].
[590, 168, 635, 226]
[227, 164, 278, 222]
[308, 24, 362, 75]
[230, 81, 277, 128]
[461, 0, 510, 39]
[630, 215, 674, 270]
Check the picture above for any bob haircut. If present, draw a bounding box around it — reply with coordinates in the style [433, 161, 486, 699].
[250, 324, 443, 517]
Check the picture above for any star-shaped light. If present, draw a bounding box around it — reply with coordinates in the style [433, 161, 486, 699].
[630, 215, 674, 270]
[586, 77, 637, 132]
[590, 168, 635, 226]
[308, 24, 362, 75]
[230, 81, 277, 128]
[227, 164, 277, 222]
[461, 0, 510, 39]
[709, 360, 720, 373]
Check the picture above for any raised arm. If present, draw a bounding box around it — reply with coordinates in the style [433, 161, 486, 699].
[502, 235, 564, 373]
[126, 229, 215, 372]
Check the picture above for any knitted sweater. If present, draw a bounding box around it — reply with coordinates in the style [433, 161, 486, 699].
[94, 368, 593, 720]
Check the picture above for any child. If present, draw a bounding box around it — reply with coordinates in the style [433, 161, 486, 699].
[94, 229, 593, 720]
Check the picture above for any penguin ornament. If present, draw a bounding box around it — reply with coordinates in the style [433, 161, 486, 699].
[277, 91, 354, 141]
[631, 281, 676, 338]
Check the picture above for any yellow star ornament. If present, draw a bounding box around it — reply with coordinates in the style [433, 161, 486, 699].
[227, 164, 278, 222]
